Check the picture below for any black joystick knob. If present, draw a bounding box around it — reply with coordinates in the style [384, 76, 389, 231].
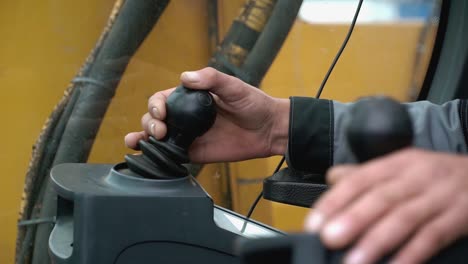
[164, 86, 217, 149]
[125, 86, 216, 179]
[346, 97, 413, 163]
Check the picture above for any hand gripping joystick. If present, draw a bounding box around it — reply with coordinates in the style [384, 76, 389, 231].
[48, 85, 285, 264]
[346, 96, 413, 162]
[125, 86, 216, 179]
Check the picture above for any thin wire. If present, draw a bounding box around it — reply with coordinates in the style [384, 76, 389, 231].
[316, 0, 364, 99]
[241, 157, 285, 233]
[241, 0, 364, 231]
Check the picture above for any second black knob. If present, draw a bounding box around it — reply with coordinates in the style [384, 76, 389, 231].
[346, 96, 413, 163]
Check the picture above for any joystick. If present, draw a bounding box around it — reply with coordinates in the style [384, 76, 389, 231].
[346, 97, 413, 162]
[48, 84, 281, 264]
[125, 85, 216, 179]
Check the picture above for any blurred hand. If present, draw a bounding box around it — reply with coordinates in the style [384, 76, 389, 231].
[305, 148, 468, 264]
[125, 67, 289, 163]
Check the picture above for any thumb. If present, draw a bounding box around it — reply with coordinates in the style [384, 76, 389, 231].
[180, 67, 252, 102]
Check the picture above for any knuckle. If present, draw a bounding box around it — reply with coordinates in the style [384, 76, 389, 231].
[406, 148, 426, 160]
[312, 199, 329, 214]
[404, 148, 417, 155]
[315, 192, 344, 214]
[147, 97, 154, 109]
[148, 93, 159, 105]
[153, 122, 165, 139]
[148, 99, 162, 113]
[203, 67, 215, 76]
[344, 208, 367, 224]
[204, 66, 216, 73]
[140, 114, 150, 128]
[148, 92, 162, 103]
[358, 229, 395, 257]
[338, 176, 362, 192]
[375, 185, 404, 206]
[203, 67, 219, 84]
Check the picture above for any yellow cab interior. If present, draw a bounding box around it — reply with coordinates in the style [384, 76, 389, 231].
[0, 0, 441, 263]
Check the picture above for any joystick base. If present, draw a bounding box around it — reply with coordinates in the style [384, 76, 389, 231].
[49, 163, 282, 264]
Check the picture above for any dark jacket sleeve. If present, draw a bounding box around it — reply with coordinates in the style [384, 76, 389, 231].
[286, 97, 468, 174]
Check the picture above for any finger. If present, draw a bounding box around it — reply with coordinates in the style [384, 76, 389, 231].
[392, 197, 468, 264]
[124, 131, 147, 149]
[180, 67, 254, 102]
[148, 87, 175, 120]
[141, 113, 167, 140]
[309, 152, 409, 232]
[326, 165, 358, 185]
[343, 184, 452, 264]
[321, 170, 427, 249]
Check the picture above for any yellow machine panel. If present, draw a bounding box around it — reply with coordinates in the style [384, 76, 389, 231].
[0, 1, 436, 263]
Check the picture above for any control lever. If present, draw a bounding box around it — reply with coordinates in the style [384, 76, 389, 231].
[347, 96, 413, 162]
[50, 85, 282, 264]
[125, 85, 216, 179]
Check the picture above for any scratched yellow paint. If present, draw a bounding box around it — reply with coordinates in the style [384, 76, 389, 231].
[0, 1, 213, 262]
[0, 1, 114, 262]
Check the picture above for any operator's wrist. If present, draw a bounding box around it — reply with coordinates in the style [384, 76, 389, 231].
[269, 98, 290, 156]
[287, 97, 333, 174]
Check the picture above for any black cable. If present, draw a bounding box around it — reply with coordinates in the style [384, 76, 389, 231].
[316, 0, 363, 98]
[241, 156, 285, 233]
[241, 0, 364, 231]
[22, 1, 171, 263]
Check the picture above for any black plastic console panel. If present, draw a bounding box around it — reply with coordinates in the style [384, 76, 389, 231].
[49, 163, 282, 264]
[263, 168, 328, 208]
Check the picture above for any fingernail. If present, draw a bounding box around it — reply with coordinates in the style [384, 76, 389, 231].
[152, 107, 161, 119]
[345, 249, 367, 264]
[323, 220, 347, 241]
[305, 212, 324, 232]
[150, 123, 156, 136]
[182, 71, 200, 83]
[124, 134, 131, 147]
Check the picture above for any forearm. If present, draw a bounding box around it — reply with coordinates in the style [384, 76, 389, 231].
[286, 97, 334, 173]
[334, 99, 468, 164]
[286, 97, 468, 174]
